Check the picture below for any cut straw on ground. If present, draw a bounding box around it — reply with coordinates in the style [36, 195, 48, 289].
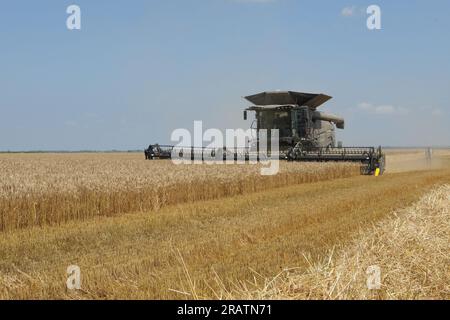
[215, 184, 450, 300]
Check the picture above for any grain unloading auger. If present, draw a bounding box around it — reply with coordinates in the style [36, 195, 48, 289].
[145, 91, 386, 175]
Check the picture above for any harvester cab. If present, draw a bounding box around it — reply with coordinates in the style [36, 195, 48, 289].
[244, 91, 345, 153]
[144, 144, 173, 160]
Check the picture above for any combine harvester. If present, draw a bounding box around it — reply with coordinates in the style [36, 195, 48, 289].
[145, 91, 386, 175]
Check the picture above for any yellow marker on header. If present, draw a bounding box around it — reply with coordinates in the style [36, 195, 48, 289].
[374, 168, 381, 177]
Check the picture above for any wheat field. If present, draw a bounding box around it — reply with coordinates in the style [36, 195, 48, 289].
[0, 150, 449, 299]
[0, 153, 359, 231]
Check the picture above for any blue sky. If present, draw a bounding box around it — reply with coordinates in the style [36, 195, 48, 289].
[0, 0, 449, 150]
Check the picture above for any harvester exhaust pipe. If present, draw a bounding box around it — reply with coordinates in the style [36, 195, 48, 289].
[313, 111, 345, 129]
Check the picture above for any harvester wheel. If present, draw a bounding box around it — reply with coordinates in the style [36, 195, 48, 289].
[286, 147, 295, 161]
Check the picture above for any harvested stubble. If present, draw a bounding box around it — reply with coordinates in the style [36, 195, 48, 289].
[220, 184, 450, 300]
[0, 153, 359, 231]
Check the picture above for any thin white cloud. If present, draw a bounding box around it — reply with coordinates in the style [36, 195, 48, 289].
[420, 106, 445, 117]
[431, 108, 443, 116]
[358, 102, 372, 110]
[357, 102, 409, 116]
[341, 6, 356, 17]
[374, 105, 395, 115]
[64, 120, 78, 127]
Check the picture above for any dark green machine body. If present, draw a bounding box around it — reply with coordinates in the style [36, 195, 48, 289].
[244, 91, 345, 152]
